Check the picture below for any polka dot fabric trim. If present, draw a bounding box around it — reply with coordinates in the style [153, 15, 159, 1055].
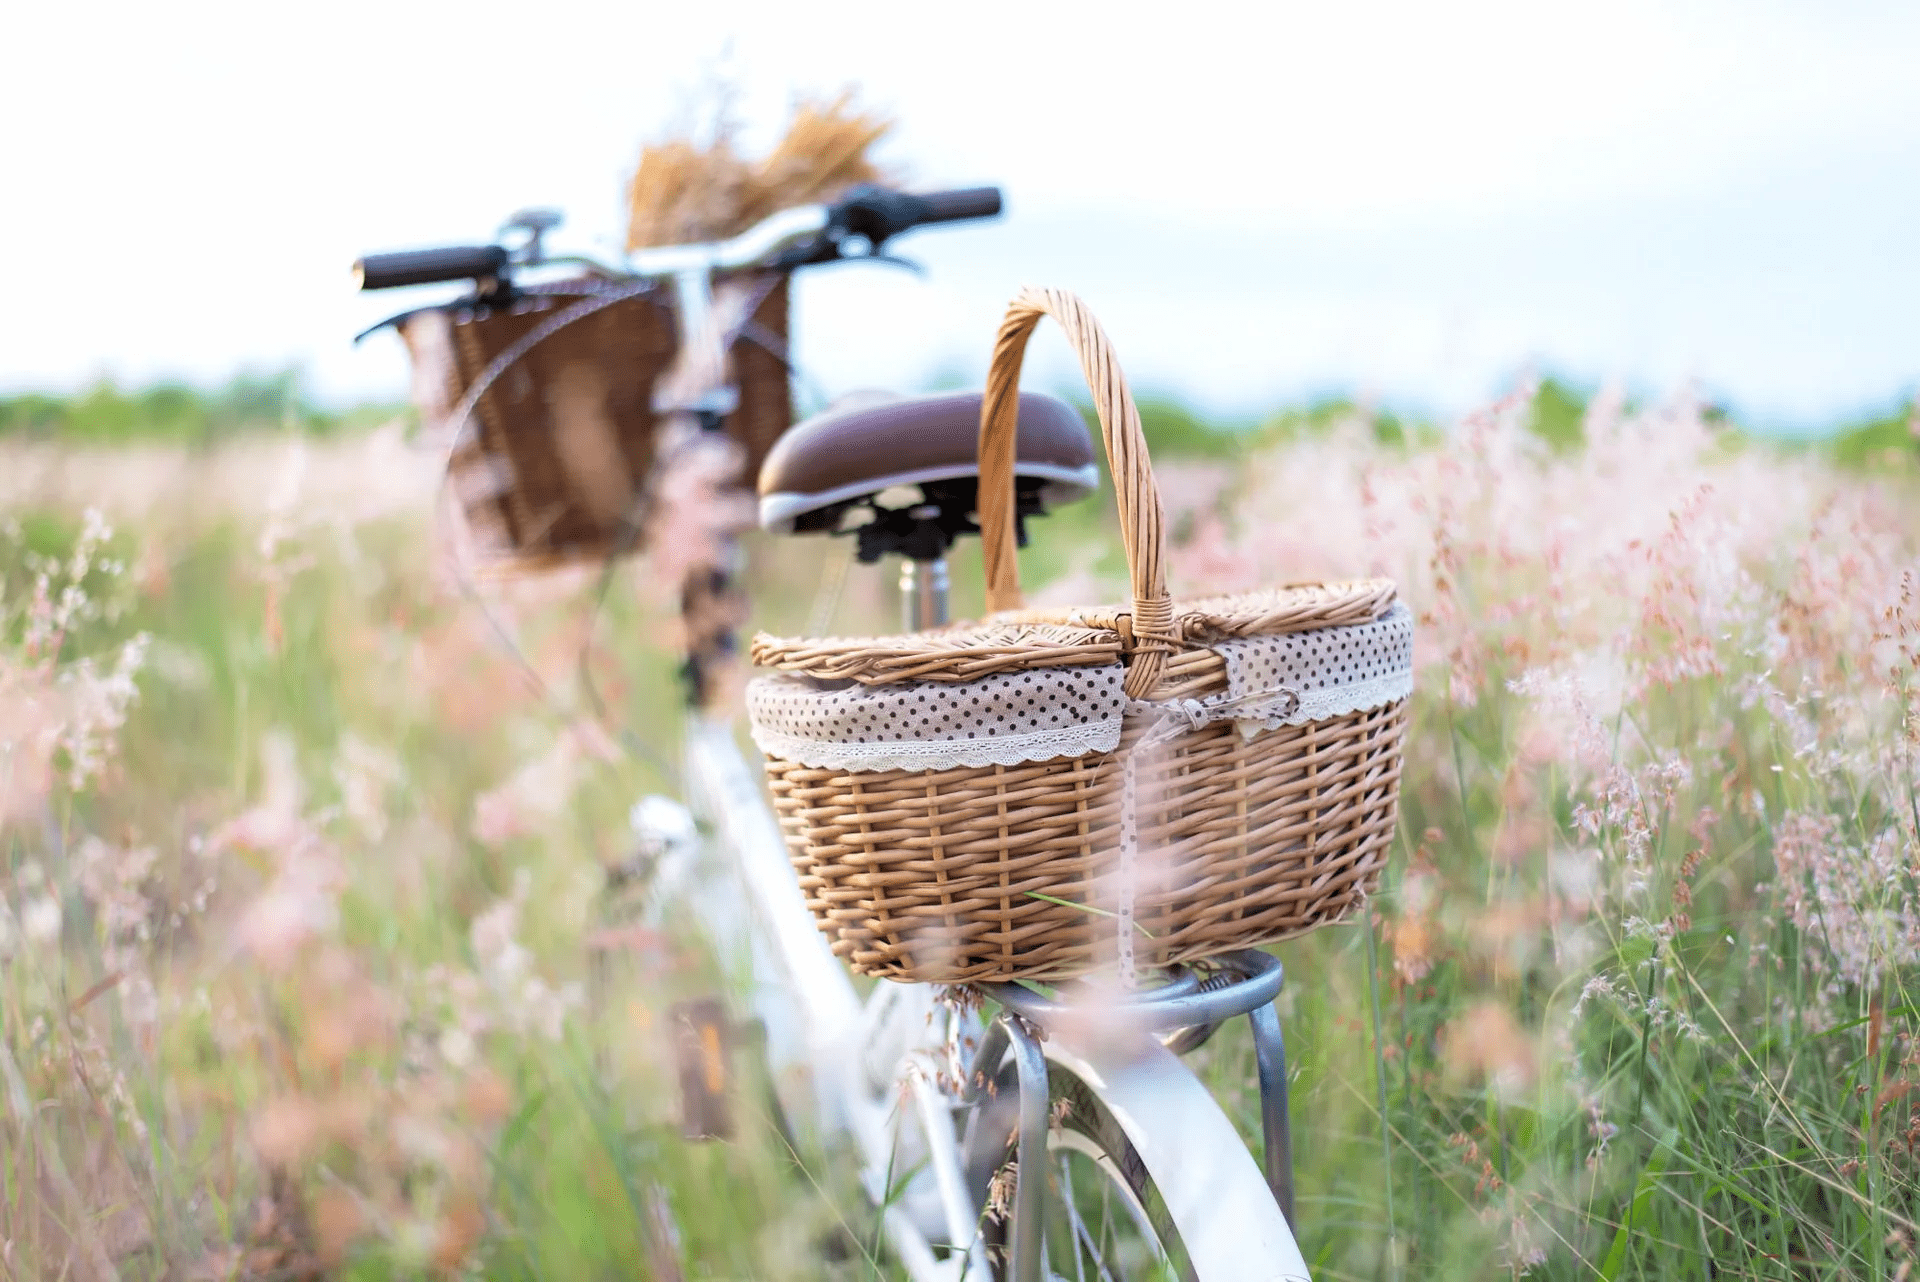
[747, 604, 1415, 772]
[1211, 603, 1414, 731]
[747, 665, 1129, 772]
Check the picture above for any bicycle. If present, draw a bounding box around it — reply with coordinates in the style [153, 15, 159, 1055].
[355, 186, 1315, 1281]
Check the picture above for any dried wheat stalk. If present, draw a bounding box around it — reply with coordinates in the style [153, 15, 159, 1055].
[625, 91, 896, 251]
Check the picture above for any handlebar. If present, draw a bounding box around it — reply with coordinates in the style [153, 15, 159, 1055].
[352, 185, 1003, 292]
[916, 187, 1003, 224]
[627, 204, 832, 279]
[353, 244, 509, 291]
[825, 185, 1002, 249]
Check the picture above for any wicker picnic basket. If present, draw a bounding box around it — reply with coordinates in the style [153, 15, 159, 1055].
[397, 273, 793, 571]
[745, 287, 1413, 984]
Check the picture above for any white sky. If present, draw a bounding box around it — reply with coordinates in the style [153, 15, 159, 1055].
[4, 0, 1917, 427]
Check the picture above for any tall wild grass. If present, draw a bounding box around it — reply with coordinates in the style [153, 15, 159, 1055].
[3, 381, 1920, 1278]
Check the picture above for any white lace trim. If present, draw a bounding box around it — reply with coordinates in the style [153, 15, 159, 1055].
[747, 604, 1414, 773]
[1235, 669, 1412, 735]
[1212, 603, 1413, 734]
[748, 719, 1124, 773]
[747, 661, 1128, 773]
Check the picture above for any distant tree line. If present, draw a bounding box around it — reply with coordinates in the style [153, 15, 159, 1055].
[3, 370, 1912, 467]
[0, 371, 402, 446]
[1121, 379, 1919, 468]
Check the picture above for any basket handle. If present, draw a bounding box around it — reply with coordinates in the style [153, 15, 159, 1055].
[978, 286, 1174, 698]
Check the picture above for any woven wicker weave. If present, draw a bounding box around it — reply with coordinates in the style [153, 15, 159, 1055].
[398, 273, 792, 572]
[749, 287, 1410, 983]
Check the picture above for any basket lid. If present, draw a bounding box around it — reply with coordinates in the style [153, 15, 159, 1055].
[750, 577, 1398, 686]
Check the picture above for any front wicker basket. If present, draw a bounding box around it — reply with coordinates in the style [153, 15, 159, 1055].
[397, 273, 792, 571]
[748, 288, 1411, 983]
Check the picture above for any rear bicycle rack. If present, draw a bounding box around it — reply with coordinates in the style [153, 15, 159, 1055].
[967, 948, 1296, 1274]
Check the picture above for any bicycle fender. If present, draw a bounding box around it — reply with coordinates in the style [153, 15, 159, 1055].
[1044, 1034, 1313, 1282]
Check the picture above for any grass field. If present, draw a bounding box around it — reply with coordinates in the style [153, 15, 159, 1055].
[5, 381, 1920, 1279]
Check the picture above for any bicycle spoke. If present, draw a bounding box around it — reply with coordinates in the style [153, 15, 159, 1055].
[1060, 1154, 1088, 1282]
[1059, 1159, 1121, 1282]
[1097, 1164, 1114, 1262]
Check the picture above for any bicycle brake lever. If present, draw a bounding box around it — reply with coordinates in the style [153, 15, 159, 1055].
[775, 237, 927, 276]
[835, 251, 924, 276]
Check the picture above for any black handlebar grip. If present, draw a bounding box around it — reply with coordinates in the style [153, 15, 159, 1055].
[353, 244, 510, 290]
[915, 187, 1003, 224]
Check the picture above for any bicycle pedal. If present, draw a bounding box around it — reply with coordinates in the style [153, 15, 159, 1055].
[670, 997, 734, 1141]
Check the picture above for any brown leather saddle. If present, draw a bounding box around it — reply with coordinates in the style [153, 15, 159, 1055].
[757, 390, 1097, 561]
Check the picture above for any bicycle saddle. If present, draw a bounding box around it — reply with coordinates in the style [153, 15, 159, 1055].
[757, 391, 1098, 554]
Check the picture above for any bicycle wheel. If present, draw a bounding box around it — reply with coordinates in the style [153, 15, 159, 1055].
[972, 1060, 1194, 1281]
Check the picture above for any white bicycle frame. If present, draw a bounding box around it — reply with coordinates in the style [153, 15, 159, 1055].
[621, 209, 1310, 1282]
[663, 714, 1312, 1282]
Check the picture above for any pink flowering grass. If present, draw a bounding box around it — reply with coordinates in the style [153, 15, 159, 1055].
[1168, 385, 1920, 1278]
[4, 401, 1920, 1278]
[0, 439, 846, 1278]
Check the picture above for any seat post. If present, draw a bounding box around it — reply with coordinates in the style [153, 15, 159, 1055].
[899, 556, 950, 632]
